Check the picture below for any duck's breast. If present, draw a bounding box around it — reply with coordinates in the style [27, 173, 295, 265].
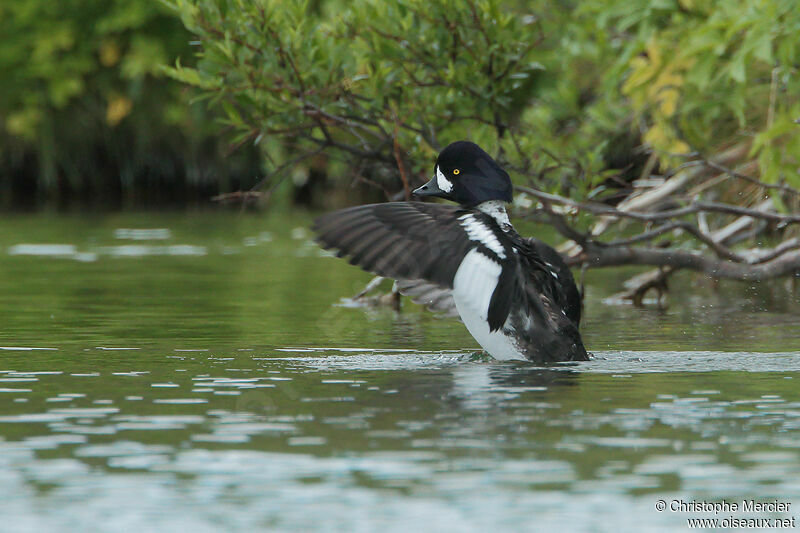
[451, 248, 526, 361]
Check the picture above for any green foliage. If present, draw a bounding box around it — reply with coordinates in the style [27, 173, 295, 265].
[165, 0, 556, 194]
[1, 0, 180, 137]
[0, 0, 260, 208]
[581, 0, 800, 185]
[4, 0, 796, 209]
[167, 0, 800, 201]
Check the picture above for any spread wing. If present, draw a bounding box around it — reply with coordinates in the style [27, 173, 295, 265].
[395, 279, 459, 317]
[313, 202, 474, 289]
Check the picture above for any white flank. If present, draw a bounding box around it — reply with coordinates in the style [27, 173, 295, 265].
[452, 249, 526, 361]
[476, 200, 511, 228]
[453, 249, 500, 319]
[458, 214, 506, 259]
[435, 166, 453, 192]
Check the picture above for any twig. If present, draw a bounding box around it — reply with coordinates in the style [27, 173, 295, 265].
[768, 67, 778, 129]
[520, 203, 590, 246]
[211, 191, 264, 204]
[248, 147, 325, 192]
[608, 267, 673, 307]
[515, 186, 800, 225]
[353, 276, 385, 299]
[569, 245, 800, 282]
[700, 158, 800, 197]
[392, 131, 412, 201]
[748, 238, 800, 265]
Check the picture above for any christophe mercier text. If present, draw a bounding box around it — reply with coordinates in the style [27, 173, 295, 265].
[670, 500, 791, 513]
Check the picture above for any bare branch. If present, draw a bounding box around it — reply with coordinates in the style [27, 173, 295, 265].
[519, 205, 591, 247]
[600, 221, 744, 262]
[748, 238, 800, 265]
[700, 157, 800, 197]
[515, 185, 800, 225]
[571, 245, 800, 282]
[392, 126, 412, 201]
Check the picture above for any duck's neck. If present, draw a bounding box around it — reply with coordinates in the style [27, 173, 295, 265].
[476, 200, 511, 230]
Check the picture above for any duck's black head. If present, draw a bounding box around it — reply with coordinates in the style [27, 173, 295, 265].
[413, 141, 513, 207]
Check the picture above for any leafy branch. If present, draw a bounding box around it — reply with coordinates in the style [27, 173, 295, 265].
[165, 0, 800, 301]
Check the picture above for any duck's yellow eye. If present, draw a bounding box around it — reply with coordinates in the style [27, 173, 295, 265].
[453, 169, 460, 175]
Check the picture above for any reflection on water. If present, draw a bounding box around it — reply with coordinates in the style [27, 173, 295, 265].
[1, 348, 800, 531]
[114, 228, 172, 240]
[9, 242, 208, 260]
[0, 212, 798, 531]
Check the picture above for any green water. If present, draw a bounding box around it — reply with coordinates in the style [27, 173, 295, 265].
[0, 211, 799, 532]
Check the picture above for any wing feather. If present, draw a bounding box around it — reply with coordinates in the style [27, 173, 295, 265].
[314, 202, 474, 288]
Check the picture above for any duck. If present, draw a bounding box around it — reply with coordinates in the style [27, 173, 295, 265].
[313, 141, 588, 362]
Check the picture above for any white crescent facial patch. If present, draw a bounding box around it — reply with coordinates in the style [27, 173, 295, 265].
[436, 166, 453, 193]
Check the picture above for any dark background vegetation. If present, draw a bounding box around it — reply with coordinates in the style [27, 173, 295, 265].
[0, 0, 261, 210]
